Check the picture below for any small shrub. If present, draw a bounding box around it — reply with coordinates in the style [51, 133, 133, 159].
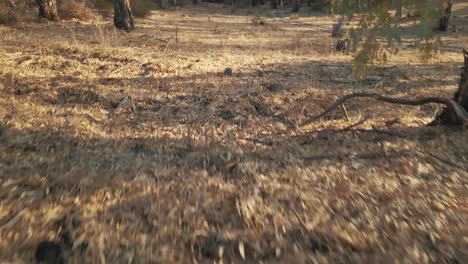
[89, 0, 112, 16]
[251, 16, 266, 25]
[175, 0, 192, 7]
[289, 13, 300, 20]
[0, 1, 20, 25]
[57, 0, 98, 21]
[131, 0, 156, 18]
[308, 0, 330, 13]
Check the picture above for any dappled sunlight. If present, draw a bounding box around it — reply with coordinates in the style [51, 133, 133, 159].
[1, 2, 467, 263]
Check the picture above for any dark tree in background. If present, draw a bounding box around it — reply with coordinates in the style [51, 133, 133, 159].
[439, 0, 453, 31]
[114, 0, 134, 31]
[291, 0, 300, 12]
[35, 0, 59, 20]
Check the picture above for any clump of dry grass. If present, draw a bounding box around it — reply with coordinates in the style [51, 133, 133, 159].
[251, 15, 266, 25]
[131, 0, 156, 18]
[0, 1, 20, 25]
[289, 13, 300, 20]
[58, 0, 98, 21]
[89, 0, 112, 15]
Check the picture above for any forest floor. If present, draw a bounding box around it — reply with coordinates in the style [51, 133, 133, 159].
[0, 3, 467, 263]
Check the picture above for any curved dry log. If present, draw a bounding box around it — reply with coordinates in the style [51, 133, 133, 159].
[300, 93, 468, 127]
[433, 49, 468, 125]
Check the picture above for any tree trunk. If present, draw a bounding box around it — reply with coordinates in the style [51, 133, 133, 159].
[439, 0, 453, 31]
[434, 50, 468, 126]
[271, 0, 277, 9]
[114, 0, 134, 32]
[35, 0, 59, 21]
[291, 0, 300, 13]
[455, 50, 468, 114]
[395, 0, 403, 18]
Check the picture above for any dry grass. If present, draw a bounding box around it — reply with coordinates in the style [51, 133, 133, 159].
[0, 3, 467, 263]
[58, 0, 98, 21]
[131, 0, 156, 18]
[0, 1, 20, 25]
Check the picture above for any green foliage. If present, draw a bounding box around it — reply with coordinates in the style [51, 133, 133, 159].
[332, 0, 448, 80]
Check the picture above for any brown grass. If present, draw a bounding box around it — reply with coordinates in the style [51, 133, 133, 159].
[131, 0, 156, 18]
[58, 0, 98, 21]
[0, 1, 20, 25]
[89, 0, 112, 14]
[0, 3, 467, 263]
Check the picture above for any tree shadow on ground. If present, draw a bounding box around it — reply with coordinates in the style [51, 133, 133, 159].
[0, 121, 466, 262]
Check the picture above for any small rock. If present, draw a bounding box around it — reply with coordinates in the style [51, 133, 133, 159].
[309, 237, 329, 253]
[71, 217, 81, 229]
[141, 68, 151, 76]
[35, 241, 64, 264]
[385, 118, 401, 127]
[239, 241, 245, 260]
[266, 83, 284, 92]
[417, 163, 430, 174]
[224, 68, 233, 76]
[432, 201, 446, 212]
[60, 231, 73, 248]
[220, 110, 235, 120]
[79, 241, 89, 252]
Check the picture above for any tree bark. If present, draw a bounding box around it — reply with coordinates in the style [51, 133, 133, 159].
[453, 50, 468, 117]
[35, 0, 59, 21]
[292, 0, 300, 13]
[114, 0, 134, 32]
[395, 0, 403, 18]
[433, 49, 468, 126]
[301, 50, 468, 128]
[439, 0, 453, 31]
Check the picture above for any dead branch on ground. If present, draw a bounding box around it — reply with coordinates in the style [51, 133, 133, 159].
[300, 93, 468, 127]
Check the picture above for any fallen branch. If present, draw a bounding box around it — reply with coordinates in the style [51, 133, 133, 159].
[426, 153, 468, 172]
[0, 209, 27, 231]
[111, 95, 136, 115]
[300, 93, 468, 127]
[340, 113, 369, 131]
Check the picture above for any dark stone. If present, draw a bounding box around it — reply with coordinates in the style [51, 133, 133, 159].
[309, 237, 329, 253]
[60, 231, 73, 249]
[71, 218, 81, 229]
[220, 110, 235, 120]
[266, 83, 284, 92]
[224, 68, 233, 76]
[35, 241, 64, 264]
[129, 143, 156, 156]
[336, 39, 350, 52]
[79, 241, 89, 252]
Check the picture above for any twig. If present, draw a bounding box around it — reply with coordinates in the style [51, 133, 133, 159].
[300, 93, 468, 127]
[111, 95, 136, 115]
[0, 209, 27, 230]
[319, 63, 348, 67]
[340, 103, 350, 121]
[340, 113, 369, 131]
[426, 153, 468, 172]
[244, 137, 273, 146]
[318, 79, 352, 84]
